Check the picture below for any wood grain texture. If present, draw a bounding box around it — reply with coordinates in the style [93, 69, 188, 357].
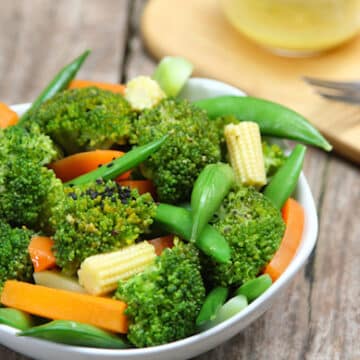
[0, 0, 359, 359]
[142, 0, 360, 164]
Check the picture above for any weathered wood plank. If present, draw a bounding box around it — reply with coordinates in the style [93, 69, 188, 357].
[121, 0, 156, 81]
[0, 0, 131, 358]
[303, 157, 360, 360]
[0, 0, 130, 105]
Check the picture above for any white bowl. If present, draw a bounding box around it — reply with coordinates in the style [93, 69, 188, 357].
[1, 78, 318, 360]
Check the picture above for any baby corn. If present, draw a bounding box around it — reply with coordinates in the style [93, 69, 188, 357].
[78, 241, 156, 295]
[224, 122, 266, 187]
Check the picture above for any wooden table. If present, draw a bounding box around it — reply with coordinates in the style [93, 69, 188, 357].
[0, 1, 358, 359]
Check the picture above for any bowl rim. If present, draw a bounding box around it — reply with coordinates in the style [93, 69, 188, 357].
[1, 78, 318, 359]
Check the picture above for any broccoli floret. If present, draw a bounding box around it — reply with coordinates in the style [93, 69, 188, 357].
[262, 141, 286, 182]
[203, 187, 285, 288]
[115, 242, 205, 347]
[0, 125, 59, 165]
[0, 126, 64, 230]
[52, 180, 156, 275]
[0, 221, 34, 292]
[132, 98, 222, 203]
[30, 87, 135, 155]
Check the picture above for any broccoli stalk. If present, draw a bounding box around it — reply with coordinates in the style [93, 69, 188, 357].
[115, 241, 205, 347]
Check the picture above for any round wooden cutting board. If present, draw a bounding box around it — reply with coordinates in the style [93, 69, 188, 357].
[142, 0, 360, 163]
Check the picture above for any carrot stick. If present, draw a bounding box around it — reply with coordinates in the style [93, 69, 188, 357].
[0, 102, 18, 128]
[263, 198, 305, 281]
[148, 235, 174, 256]
[48, 150, 131, 182]
[1, 281, 128, 333]
[117, 179, 156, 198]
[28, 236, 56, 273]
[68, 80, 125, 95]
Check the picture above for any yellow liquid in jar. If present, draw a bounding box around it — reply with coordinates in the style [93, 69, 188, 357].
[221, 0, 360, 53]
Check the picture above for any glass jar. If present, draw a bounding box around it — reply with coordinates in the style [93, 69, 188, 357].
[220, 0, 360, 56]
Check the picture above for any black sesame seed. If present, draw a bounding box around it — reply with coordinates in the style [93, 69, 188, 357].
[106, 163, 114, 168]
[68, 192, 77, 200]
[97, 164, 103, 168]
[96, 178, 103, 185]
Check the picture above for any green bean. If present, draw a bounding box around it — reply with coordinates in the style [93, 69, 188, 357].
[0, 308, 34, 331]
[155, 203, 231, 263]
[194, 96, 332, 151]
[191, 163, 234, 242]
[19, 50, 91, 125]
[264, 144, 306, 209]
[19, 320, 129, 348]
[66, 135, 168, 186]
[236, 274, 272, 302]
[196, 287, 228, 327]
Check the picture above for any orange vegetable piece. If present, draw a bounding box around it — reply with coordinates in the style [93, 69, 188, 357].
[117, 179, 156, 198]
[263, 198, 305, 281]
[48, 150, 131, 183]
[69, 80, 125, 94]
[0, 102, 18, 128]
[28, 236, 56, 273]
[1, 281, 128, 333]
[148, 235, 174, 256]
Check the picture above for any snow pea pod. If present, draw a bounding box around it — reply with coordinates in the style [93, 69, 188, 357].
[66, 135, 168, 186]
[264, 144, 306, 210]
[236, 274, 272, 302]
[155, 203, 231, 263]
[191, 163, 234, 242]
[196, 287, 228, 328]
[199, 295, 248, 331]
[19, 320, 129, 348]
[0, 308, 33, 331]
[194, 96, 332, 151]
[19, 50, 91, 125]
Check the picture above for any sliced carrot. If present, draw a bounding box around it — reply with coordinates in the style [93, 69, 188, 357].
[48, 150, 131, 183]
[69, 80, 126, 95]
[28, 236, 56, 273]
[263, 198, 305, 281]
[1, 281, 128, 333]
[148, 235, 174, 256]
[0, 102, 18, 128]
[117, 180, 156, 198]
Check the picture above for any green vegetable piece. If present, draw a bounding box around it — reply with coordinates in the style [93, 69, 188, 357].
[196, 287, 228, 327]
[0, 308, 34, 331]
[195, 96, 332, 151]
[264, 144, 306, 209]
[19, 320, 129, 349]
[66, 135, 168, 186]
[155, 203, 231, 263]
[153, 56, 193, 97]
[19, 50, 91, 125]
[191, 163, 234, 242]
[200, 295, 248, 331]
[236, 274, 272, 302]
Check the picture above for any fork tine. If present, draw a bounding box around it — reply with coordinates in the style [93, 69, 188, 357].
[303, 76, 360, 91]
[317, 91, 360, 104]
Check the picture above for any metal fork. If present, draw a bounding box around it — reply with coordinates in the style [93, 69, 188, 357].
[303, 76, 360, 104]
